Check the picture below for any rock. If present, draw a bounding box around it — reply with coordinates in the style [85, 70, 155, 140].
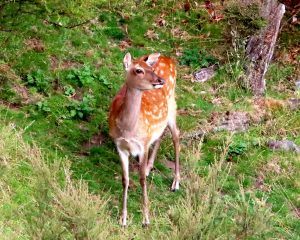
[193, 65, 216, 83]
[267, 140, 300, 153]
[288, 98, 300, 110]
[295, 80, 300, 90]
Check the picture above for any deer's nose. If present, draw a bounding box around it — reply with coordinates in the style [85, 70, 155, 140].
[157, 77, 165, 85]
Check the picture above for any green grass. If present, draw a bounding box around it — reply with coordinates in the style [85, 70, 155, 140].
[0, 0, 300, 239]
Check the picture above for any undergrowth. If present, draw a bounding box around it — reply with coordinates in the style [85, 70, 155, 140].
[0, 0, 299, 239]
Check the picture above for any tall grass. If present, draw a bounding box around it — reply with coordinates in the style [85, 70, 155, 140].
[0, 124, 112, 239]
[0, 126, 293, 239]
[168, 137, 276, 240]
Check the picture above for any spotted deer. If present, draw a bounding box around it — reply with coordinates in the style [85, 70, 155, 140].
[109, 53, 180, 226]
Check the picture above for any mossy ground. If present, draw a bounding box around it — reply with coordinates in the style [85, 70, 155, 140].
[0, 0, 299, 239]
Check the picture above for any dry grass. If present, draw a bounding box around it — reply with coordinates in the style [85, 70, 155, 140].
[0, 124, 112, 239]
[0, 125, 297, 239]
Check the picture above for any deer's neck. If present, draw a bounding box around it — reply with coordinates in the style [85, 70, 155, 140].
[117, 86, 142, 135]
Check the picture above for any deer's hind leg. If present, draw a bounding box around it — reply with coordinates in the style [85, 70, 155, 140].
[146, 138, 162, 176]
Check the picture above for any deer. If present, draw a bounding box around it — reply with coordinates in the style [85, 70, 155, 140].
[108, 52, 180, 227]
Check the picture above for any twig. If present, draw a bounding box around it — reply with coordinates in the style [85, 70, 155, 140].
[0, 28, 13, 32]
[45, 18, 95, 29]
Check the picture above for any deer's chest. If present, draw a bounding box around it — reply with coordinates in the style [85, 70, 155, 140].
[116, 137, 144, 157]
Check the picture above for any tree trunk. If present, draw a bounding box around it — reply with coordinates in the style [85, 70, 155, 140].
[245, 0, 285, 96]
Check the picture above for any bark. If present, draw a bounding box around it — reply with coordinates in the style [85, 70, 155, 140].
[245, 0, 285, 95]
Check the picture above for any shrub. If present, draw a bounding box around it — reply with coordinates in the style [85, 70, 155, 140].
[67, 94, 96, 119]
[67, 65, 95, 87]
[179, 48, 218, 69]
[25, 70, 50, 93]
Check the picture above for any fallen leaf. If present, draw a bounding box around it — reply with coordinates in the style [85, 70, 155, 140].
[204, 0, 223, 22]
[155, 14, 167, 27]
[145, 29, 159, 40]
[171, 27, 191, 40]
[119, 39, 132, 51]
[183, 0, 191, 12]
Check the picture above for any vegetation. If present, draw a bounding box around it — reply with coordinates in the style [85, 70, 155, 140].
[0, 0, 299, 239]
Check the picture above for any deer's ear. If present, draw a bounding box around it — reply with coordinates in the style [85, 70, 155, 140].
[123, 53, 132, 71]
[146, 53, 160, 67]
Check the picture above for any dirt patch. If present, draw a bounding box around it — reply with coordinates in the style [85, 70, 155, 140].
[0, 63, 20, 81]
[255, 174, 264, 189]
[50, 56, 59, 70]
[12, 84, 29, 102]
[275, 45, 300, 65]
[0, 100, 22, 110]
[25, 38, 44, 52]
[82, 132, 106, 150]
[249, 97, 289, 123]
[211, 111, 250, 132]
[265, 159, 282, 174]
[294, 208, 300, 219]
[50, 55, 82, 70]
[0, 64, 30, 104]
[178, 108, 202, 117]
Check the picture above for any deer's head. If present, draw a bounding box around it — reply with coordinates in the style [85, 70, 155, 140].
[123, 53, 165, 90]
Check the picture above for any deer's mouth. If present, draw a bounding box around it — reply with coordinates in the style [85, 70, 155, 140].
[152, 83, 164, 89]
[152, 78, 165, 89]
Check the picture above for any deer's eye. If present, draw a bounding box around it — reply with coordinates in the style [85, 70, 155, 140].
[135, 69, 144, 74]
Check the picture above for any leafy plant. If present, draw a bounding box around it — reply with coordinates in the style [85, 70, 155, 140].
[36, 100, 51, 113]
[98, 75, 112, 88]
[227, 141, 248, 161]
[26, 70, 50, 93]
[67, 94, 95, 119]
[63, 85, 76, 96]
[179, 48, 218, 69]
[67, 65, 95, 87]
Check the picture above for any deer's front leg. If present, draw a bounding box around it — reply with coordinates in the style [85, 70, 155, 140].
[117, 149, 129, 226]
[139, 151, 150, 226]
[168, 122, 180, 191]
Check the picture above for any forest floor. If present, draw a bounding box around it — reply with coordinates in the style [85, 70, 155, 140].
[0, 0, 299, 239]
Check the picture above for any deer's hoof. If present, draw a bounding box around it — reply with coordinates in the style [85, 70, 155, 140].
[171, 180, 180, 191]
[142, 222, 150, 228]
[145, 166, 153, 177]
[120, 216, 127, 227]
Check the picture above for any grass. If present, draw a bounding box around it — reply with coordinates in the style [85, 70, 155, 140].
[0, 0, 300, 239]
